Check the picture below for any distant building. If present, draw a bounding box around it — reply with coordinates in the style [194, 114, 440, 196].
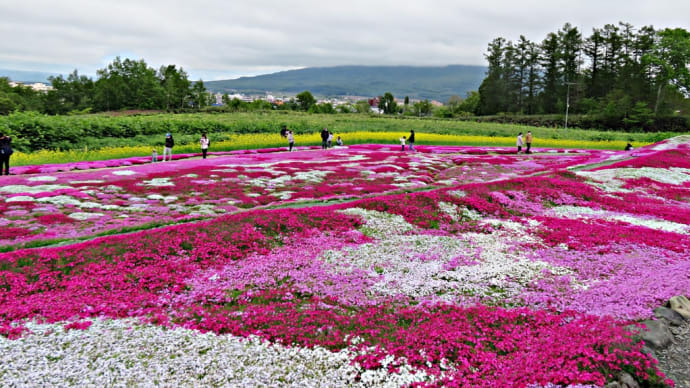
[8, 81, 53, 92]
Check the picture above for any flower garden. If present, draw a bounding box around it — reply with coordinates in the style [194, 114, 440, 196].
[1, 137, 689, 386]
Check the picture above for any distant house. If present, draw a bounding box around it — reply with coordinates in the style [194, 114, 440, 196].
[368, 97, 381, 113]
[8, 81, 52, 92]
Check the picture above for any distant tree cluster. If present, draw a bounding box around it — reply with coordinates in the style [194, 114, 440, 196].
[476, 22, 690, 122]
[1, 57, 210, 115]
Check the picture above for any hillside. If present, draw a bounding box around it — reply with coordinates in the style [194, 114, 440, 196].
[0, 68, 60, 83]
[205, 65, 486, 102]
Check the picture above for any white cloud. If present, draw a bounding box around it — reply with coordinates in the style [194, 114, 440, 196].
[1, 0, 689, 80]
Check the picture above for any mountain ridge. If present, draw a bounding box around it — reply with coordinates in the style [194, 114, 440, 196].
[205, 65, 487, 102]
[0, 69, 61, 83]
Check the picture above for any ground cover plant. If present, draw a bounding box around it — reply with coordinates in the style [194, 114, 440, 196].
[10, 131, 650, 167]
[0, 136, 688, 387]
[1, 144, 623, 249]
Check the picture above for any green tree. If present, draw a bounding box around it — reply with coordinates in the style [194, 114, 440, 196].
[623, 101, 654, 129]
[644, 27, 690, 114]
[446, 94, 463, 114]
[309, 102, 336, 114]
[458, 91, 480, 114]
[354, 100, 371, 114]
[0, 93, 15, 115]
[47, 70, 95, 114]
[584, 28, 605, 98]
[296, 90, 316, 111]
[524, 40, 541, 114]
[94, 57, 165, 111]
[478, 37, 508, 114]
[379, 92, 398, 114]
[190, 80, 208, 109]
[540, 32, 561, 113]
[412, 99, 432, 116]
[159, 65, 191, 110]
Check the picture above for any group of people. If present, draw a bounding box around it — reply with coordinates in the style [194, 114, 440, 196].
[152, 132, 211, 162]
[516, 131, 533, 154]
[320, 127, 343, 149]
[279, 126, 342, 152]
[399, 130, 416, 151]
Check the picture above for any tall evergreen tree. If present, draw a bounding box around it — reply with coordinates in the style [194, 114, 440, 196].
[478, 37, 508, 114]
[540, 33, 561, 113]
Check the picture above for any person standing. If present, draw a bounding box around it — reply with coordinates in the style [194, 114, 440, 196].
[287, 130, 295, 152]
[327, 131, 334, 148]
[516, 132, 524, 154]
[200, 133, 210, 159]
[399, 136, 406, 151]
[163, 133, 174, 161]
[525, 131, 533, 154]
[320, 127, 329, 150]
[0, 133, 13, 175]
[408, 130, 416, 151]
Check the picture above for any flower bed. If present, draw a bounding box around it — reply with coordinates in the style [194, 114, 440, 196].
[0, 145, 621, 248]
[1, 140, 687, 386]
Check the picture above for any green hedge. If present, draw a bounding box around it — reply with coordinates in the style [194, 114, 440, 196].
[466, 114, 690, 132]
[1, 110, 685, 152]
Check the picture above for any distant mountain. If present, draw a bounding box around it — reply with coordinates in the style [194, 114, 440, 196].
[0, 69, 61, 83]
[205, 65, 487, 102]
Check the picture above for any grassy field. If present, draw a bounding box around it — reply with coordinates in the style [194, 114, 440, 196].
[5, 111, 679, 166]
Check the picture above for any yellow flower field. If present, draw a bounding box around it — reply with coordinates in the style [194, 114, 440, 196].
[11, 131, 650, 166]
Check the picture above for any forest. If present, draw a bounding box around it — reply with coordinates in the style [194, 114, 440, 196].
[476, 22, 690, 122]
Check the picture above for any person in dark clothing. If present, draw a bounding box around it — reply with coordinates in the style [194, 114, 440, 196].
[408, 130, 416, 151]
[163, 133, 174, 161]
[0, 133, 13, 175]
[280, 125, 288, 138]
[625, 142, 634, 151]
[320, 128, 329, 150]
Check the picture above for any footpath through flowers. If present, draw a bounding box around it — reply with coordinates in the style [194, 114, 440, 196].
[1, 139, 689, 387]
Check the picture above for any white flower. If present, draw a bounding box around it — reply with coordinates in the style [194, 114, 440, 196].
[68, 212, 104, 220]
[0, 184, 72, 194]
[112, 170, 137, 176]
[0, 318, 432, 387]
[27, 176, 58, 182]
[141, 178, 175, 187]
[5, 196, 35, 203]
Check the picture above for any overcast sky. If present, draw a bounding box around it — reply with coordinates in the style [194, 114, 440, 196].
[1, 0, 689, 81]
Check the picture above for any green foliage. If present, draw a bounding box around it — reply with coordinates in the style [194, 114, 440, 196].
[476, 22, 690, 124]
[296, 90, 316, 111]
[1, 110, 679, 153]
[379, 92, 398, 115]
[411, 99, 432, 116]
[354, 100, 371, 114]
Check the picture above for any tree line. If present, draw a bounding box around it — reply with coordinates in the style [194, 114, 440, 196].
[0, 57, 210, 115]
[476, 22, 690, 127]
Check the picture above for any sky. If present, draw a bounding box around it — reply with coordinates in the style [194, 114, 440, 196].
[1, 0, 689, 81]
